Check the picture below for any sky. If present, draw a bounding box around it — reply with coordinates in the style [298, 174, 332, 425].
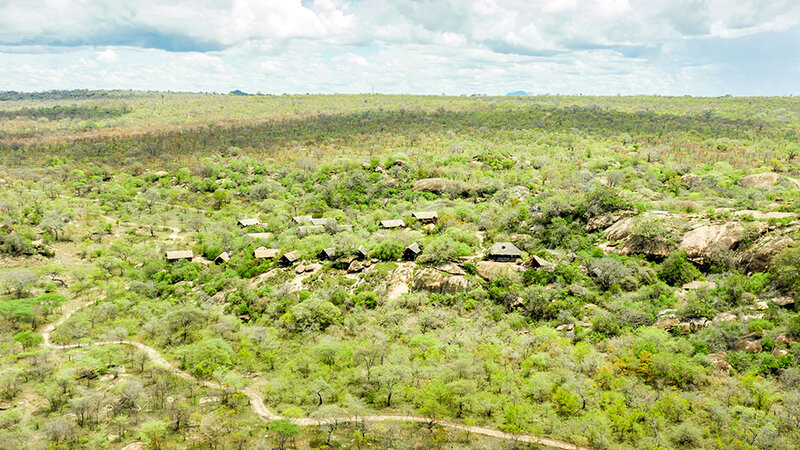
[0, 0, 798, 96]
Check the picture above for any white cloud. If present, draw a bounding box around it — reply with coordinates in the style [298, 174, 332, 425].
[0, 0, 797, 95]
[96, 48, 117, 63]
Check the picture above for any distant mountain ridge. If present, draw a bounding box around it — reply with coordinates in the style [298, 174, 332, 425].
[506, 90, 528, 96]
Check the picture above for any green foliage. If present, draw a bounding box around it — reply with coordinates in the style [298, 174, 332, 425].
[13, 330, 42, 348]
[772, 246, 800, 294]
[657, 251, 700, 286]
[175, 338, 235, 377]
[371, 240, 403, 261]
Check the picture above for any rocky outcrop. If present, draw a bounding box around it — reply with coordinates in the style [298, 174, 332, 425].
[708, 352, 732, 372]
[739, 173, 780, 189]
[678, 223, 767, 262]
[603, 217, 636, 242]
[509, 185, 531, 202]
[474, 261, 525, 282]
[412, 269, 471, 295]
[586, 211, 635, 232]
[733, 333, 763, 353]
[772, 296, 796, 308]
[413, 178, 478, 196]
[614, 235, 675, 260]
[746, 236, 794, 273]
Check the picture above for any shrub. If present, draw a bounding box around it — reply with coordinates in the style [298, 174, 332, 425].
[289, 297, 341, 331]
[371, 240, 403, 261]
[580, 187, 632, 218]
[772, 246, 800, 294]
[657, 251, 700, 287]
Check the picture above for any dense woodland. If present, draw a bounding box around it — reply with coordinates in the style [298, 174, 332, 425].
[0, 92, 799, 449]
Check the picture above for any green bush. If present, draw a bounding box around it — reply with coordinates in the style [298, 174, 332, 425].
[657, 251, 700, 286]
[772, 246, 800, 294]
[371, 240, 403, 261]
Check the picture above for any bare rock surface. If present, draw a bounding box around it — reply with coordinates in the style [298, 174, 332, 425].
[678, 223, 766, 262]
[412, 269, 471, 295]
[475, 261, 525, 282]
[772, 296, 796, 307]
[739, 172, 780, 189]
[413, 178, 477, 196]
[733, 333, 763, 353]
[747, 236, 794, 273]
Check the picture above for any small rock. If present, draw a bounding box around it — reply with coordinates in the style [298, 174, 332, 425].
[682, 280, 717, 290]
[108, 434, 121, 442]
[754, 301, 769, 311]
[295, 265, 305, 274]
[772, 349, 790, 358]
[166, 396, 174, 404]
[708, 352, 731, 372]
[654, 316, 680, 330]
[556, 323, 574, 332]
[348, 261, 364, 273]
[776, 334, 793, 345]
[199, 396, 220, 404]
[714, 311, 737, 323]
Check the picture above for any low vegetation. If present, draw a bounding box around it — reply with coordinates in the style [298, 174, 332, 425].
[0, 91, 799, 448]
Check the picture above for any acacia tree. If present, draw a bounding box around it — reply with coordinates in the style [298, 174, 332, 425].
[375, 364, 409, 407]
[3, 269, 37, 298]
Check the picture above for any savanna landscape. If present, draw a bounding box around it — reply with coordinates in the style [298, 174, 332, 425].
[0, 90, 800, 449]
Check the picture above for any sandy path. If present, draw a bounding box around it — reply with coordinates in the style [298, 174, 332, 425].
[41, 298, 588, 450]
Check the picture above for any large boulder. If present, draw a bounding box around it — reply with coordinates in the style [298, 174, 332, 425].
[412, 269, 471, 295]
[586, 211, 634, 233]
[746, 236, 794, 273]
[474, 261, 525, 282]
[678, 223, 767, 262]
[603, 217, 636, 242]
[739, 173, 780, 189]
[772, 296, 796, 308]
[412, 178, 477, 196]
[613, 235, 675, 260]
[733, 332, 763, 353]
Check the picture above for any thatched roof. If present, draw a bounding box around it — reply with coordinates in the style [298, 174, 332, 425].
[292, 215, 313, 224]
[166, 250, 193, 260]
[412, 211, 438, 220]
[356, 245, 369, 259]
[238, 218, 260, 227]
[526, 255, 553, 268]
[254, 247, 280, 259]
[380, 219, 405, 229]
[214, 251, 231, 263]
[405, 243, 421, 254]
[281, 251, 300, 264]
[318, 247, 337, 260]
[488, 242, 522, 257]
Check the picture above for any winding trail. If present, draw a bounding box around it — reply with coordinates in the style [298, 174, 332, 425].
[42, 299, 588, 449]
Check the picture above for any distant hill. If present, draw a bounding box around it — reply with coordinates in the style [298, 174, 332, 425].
[505, 90, 528, 96]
